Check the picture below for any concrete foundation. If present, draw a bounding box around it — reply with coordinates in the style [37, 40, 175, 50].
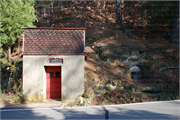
[23, 55, 84, 101]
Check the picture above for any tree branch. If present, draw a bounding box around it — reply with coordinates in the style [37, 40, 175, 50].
[159, 66, 179, 73]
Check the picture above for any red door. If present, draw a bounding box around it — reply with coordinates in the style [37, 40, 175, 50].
[46, 66, 61, 99]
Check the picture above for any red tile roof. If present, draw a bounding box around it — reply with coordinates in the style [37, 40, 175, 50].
[23, 28, 86, 55]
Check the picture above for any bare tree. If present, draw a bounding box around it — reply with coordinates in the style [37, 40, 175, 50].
[171, 1, 179, 44]
[116, 0, 121, 28]
[121, 0, 124, 27]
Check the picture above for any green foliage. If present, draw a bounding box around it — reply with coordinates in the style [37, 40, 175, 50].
[0, 58, 9, 69]
[9, 61, 22, 91]
[113, 26, 125, 31]
[0, 0, 36, 55]
[106, 86, 111, 91]
[83, 98, 91, 106]
[148, 1, 174, 24]
[93, 66, 99, 72]
[1, 60, 22, 93]
[98, 101, 103, 105]
[111, 32, 115, 36]
[131, 87, 135, 93]
[83, 90, 89, 98]
[157, 91, 179, 101]
[60, 1, 67, 5]
[146, 61, 153, 69]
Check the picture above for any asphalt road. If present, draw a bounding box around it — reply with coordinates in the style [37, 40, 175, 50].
[1, 100, 180, 120]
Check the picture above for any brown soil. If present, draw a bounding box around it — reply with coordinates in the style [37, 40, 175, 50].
[83, 28, 179, 106]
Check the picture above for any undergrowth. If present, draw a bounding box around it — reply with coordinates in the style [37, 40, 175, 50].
[0, 60, 28, 104]
[157, 91, 179, 101]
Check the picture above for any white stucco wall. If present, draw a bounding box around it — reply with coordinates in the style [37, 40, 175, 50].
[23, 55, 84, 101]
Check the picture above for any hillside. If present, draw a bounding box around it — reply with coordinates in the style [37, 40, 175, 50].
[81, 28, 179, 106]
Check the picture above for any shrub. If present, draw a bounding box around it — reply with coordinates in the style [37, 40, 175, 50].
[0, 58, 8, 69]
[146, 61, 153, 69]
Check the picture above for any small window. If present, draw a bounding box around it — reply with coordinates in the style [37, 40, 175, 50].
[56, 72, 60, 77]
[49, 72, 53, 77]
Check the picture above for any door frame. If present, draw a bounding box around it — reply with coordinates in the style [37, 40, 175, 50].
[44, 65, 62, 99]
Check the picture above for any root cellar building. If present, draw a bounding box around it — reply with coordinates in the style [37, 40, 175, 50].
[22, 27, 86, 101]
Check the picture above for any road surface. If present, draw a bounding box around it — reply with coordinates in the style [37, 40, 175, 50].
[1, 100, 180, 120]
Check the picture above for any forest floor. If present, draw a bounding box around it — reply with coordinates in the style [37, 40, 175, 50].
[80, 28, 179, 107]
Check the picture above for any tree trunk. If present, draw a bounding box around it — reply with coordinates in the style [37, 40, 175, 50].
[50, 1, 54, 14]
[116, 0, 121, 28]
[121, 0, 124, 27]
[18, 38, 20, 54]
[8, 79, 11, 92]
[103, 1, 106, 9]
[170, 1, 179, 44]
[141, 1, 146, 39]
[8, 45, 11, 61]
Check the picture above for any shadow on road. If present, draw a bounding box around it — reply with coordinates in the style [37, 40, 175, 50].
[1, 108, 53, 120]
[1, 101, 180, 120]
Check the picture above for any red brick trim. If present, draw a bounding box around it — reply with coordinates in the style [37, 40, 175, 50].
[23, 53, 84, 55]
[22, 27, 86, 30]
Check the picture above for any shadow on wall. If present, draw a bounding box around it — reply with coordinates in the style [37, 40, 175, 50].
[62, 56, 84, 101]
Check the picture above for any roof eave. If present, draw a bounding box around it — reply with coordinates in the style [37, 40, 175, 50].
[21, 27, 86, 30]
